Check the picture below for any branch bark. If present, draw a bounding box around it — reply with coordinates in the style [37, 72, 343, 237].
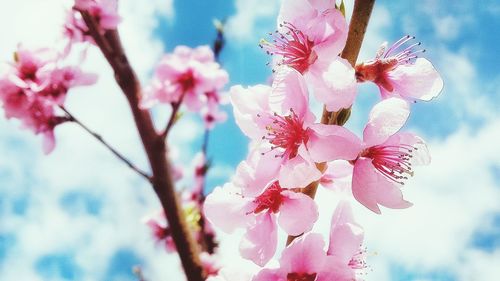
[287, 0, 376, 246]
[79, 11, 205, 281]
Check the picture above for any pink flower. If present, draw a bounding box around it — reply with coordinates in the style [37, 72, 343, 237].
[0, 46, 96, 153]
[144, 211, 177, 253]
[36, 66, 97, 105]
[252, 201, 366, 281]
[260, 0, 356, 111]
[142, 46, 228, 118]
[74, 0, 121, 31]
[231, 67, 360, 189]
[204, 179, 318, 266]
[63, 9, 93, 52]
[319, 160, 353, 193]
[352, 97, 431, 213]
[201, 90, 227, 130]
[356, 35, 444, 102]
[200, 252, 222, 277]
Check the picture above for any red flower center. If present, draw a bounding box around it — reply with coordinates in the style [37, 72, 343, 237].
[263, 109, 307, 159]
[362, 144, 416, 185]
[176, 70, 196, 92]
[253, 181, 284, 214]
[287, 272, 317, 281]
[260, 22, 317, 73]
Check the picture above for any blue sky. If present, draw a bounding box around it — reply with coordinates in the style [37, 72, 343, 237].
[1, 0, 499, 280]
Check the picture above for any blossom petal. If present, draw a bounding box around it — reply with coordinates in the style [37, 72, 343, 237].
[320, 160, 353, 192]
[230, 85, 272, 139]
[352, 158, 412, 214]
[269, 67, 310, 119]
[308, 124, 362, 162]
[385, 58, 444, 101]
[204, 184, 255, 233]
[277, 0, 316, 31]
[317, 256, 354, 281]
[278, 190, 318, 236]
[278, 145, 322, 189]
[384, 132, 431, 166]
[240, 212, 277, 267]
[252, 268, 285, 281]
[280, 233, 326, 274]
[328, 201, 364, 264]
[309, 8, 347, 57]
[363, 97, 410, 147]
[308, 58, 357, 112]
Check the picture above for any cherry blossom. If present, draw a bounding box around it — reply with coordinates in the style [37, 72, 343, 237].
[352, 98, 431, 213]
[74, 0, 121, 31]
[204, 178, 318, 266]
[0, 46, 96, 153]
[141, 45, 229, 112]
[231, 67, 360, 189]
[356, 35, 444, 102]
[260, 0, 357, 111]
[252, 201, 366, 281]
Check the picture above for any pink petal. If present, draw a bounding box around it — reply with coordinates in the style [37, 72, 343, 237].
[327, 201, 364, 264]
[385, 58, 444, 101]
[320, 160, 353, 192]
[269, 67, 310, 119]
[307, 124, 362, 162]
[230, 85, 272, 139]
[280, 233, 326, 274]
[384, 132, 431, 166]
[308, 8, 347, 57]
[235, 148, 282, 197]
[363, 97, 410, 147]
[278, 145, 322, 189]
[278, 190, 318, 236]
[308, 58, 357, 112]
[352, 158, 412, 214]
[42, 131, 56, 154]
[252, 268, 285, 281]
[277, 0, 316, 31]
[317, 256, 354, 281]
[204, 184, 255, 233]
[240, 212, 278, 267]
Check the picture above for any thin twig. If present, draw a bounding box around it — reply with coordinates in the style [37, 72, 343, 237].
[60, 106, 152, 181]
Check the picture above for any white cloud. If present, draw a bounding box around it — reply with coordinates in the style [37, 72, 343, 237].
[225, 0, 280, 42]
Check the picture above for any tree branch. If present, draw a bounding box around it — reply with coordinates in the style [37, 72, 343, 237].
[78, 10, 205, 281]
[287, 0, 376, 246]
[60, 106, 152, 181]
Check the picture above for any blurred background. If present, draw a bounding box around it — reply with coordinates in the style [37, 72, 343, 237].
[0, 0, 499, 280]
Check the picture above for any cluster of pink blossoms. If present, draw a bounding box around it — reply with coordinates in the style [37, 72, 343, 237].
[141, 45, 229, 130]
[204, 0, 443, 280]
[0, 46, 96, 153]
[64, 0, 121, 53]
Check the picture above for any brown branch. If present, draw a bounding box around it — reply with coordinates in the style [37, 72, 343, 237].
[60, 106, 152, 181]
[78, 11, 205, 281]
[287, 0, 376, 246]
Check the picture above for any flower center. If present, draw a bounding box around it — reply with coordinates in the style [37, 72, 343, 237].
[253, 181, 284, 214]
[362, 144, 417, 185]
[348, 247, 367, 270]
[260, 22, 317, 73]
[287, 272, 317, 281]
[355, 35, 426, 92]
[176, 70, 196, 92]
[262, 109, 307, 159]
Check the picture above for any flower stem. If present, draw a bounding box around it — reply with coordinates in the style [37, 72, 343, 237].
[60, 106, 152, 181]
[287, 0, 376, 246]
[78, 10, 205, 281]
